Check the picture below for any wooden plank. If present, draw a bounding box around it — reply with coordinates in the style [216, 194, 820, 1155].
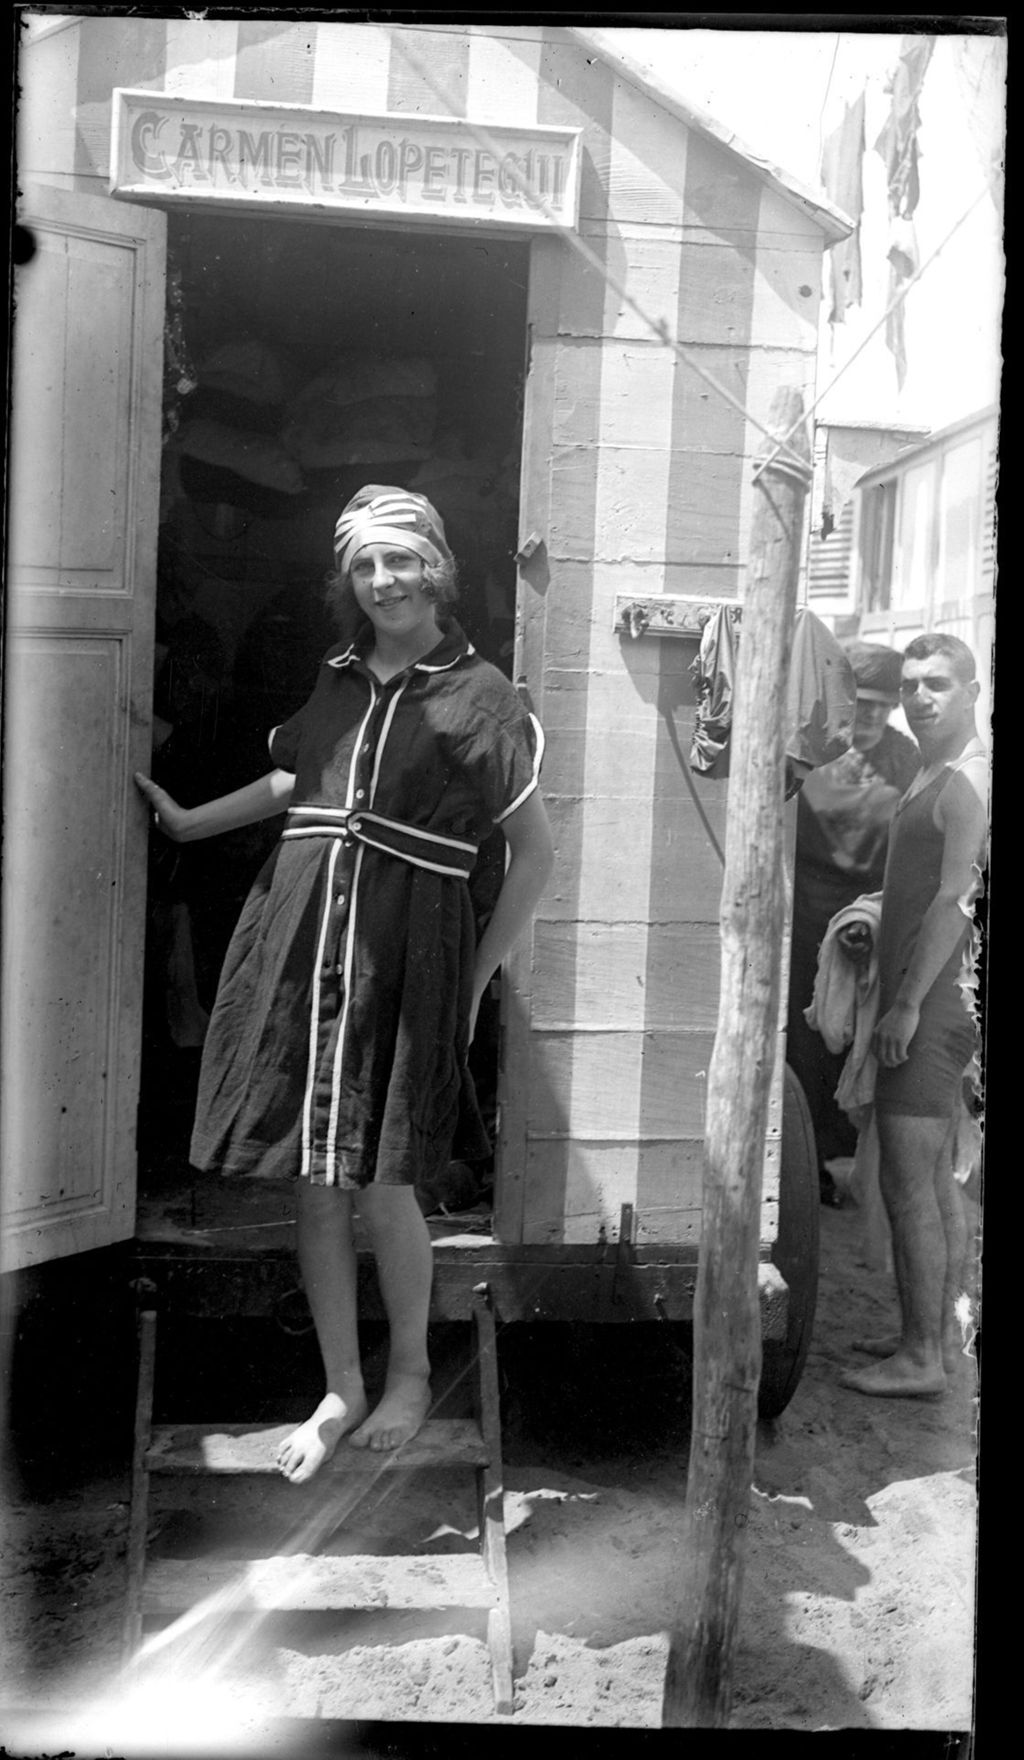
[387, 24, 469, 117]
[522, 1138, 704, 1246]
[748, 239, 823, 354]
[73, 15, 168, 182]
[3, 187, 164, 1270]
[600, 71, 688, 229]
[528, 1030, 714, 1139]
[234, 19, 316, 104]
[558, 228, 817, 342]
[681, 244, 824, 353]
[560, 563, 747, 639]
[164, 19, 238, 98]
[756, 182, 830, 247]
[145, 1418, 489, 1475]
[466, 28, 541, 123]
[497, 212, 599, 1247]
[532, 923, 723, 1031]
[17, 22, 81, 180]
[312, 22, 391, 114]
[538, 31, 612, 224]
[682, 128, 762, 235]
[143, 1552, 497, 1613]
[129, 1246, 707, 1322]
[549, 445, 754, 565]
[541, 797, 729, 925]
[472, 1289, 515, 1714]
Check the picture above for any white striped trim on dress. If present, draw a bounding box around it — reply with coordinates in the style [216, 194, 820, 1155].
[300, 837, 343, 1183]
[299, 682, 379, 1183]
[494, 712, 546, 823]
[324, 678, 409, 1180]
[282, 808, 477, 879]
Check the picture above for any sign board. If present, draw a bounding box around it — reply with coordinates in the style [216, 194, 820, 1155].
[111, 91, 582, 231]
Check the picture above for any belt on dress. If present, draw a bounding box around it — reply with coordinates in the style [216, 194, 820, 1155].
[281, 805, 478, 879]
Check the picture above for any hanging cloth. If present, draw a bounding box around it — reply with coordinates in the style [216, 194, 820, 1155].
[689, 604, 739, 777]
[820, 93, 866, 325]
[874, 35, 936, 388]
[785, 608, 857, 772]
[804, 893, 890, 1270]
[689, 606, 855, 780]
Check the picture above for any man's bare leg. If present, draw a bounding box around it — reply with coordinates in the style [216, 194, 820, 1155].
[935, 1113, 972, 1367]
[841, 1113, 952, 1397]
[349, 1185, 433, 1452]
[850, 1111, 968, 1375]
[277, 1181, 370, 1483]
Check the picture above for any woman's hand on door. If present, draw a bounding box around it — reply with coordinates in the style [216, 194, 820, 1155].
[134, 773, 193, 842]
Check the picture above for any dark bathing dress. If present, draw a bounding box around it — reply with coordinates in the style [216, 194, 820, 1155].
[873, 761, 982, 1119]
[189, 620, 543, 1189]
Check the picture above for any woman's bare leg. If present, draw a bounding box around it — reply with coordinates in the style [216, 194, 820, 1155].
[349, 1185, 433, 1451]
[276, 1180, 370, 1483]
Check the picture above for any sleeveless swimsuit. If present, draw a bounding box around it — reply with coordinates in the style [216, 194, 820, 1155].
[873, 758, 982, 1117]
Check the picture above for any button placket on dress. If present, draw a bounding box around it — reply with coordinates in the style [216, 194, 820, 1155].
[329, 674, 381, 976]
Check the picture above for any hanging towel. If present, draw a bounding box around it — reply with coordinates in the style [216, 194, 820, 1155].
[804, 893, 883, 1116]
[689, 604, 739, 777]
[820, 93, 866, 324]
[805, 893, 890, 1270]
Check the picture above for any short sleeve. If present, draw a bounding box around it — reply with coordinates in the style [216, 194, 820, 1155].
[456, 676, 545, 825]
[267, 706, 305, 772]
[266, 643, 348, 770]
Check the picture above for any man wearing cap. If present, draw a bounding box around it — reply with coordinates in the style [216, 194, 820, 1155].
[787, 642, 921, 1203]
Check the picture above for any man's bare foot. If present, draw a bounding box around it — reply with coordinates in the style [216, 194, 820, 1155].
[852, 1332, 961, 1375]
[840, 1354, 947, 1399]
[276, 1389, 370, 1483]
[348, 1372, 432, 1452]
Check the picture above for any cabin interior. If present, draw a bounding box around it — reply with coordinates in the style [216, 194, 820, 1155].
[139, 212, 531, 1223]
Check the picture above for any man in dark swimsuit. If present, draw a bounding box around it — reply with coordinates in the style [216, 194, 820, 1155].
[840, 633, 988, 1399]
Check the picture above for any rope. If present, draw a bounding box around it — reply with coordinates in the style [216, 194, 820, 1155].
[388, 30, 813, 475]
[753, 185, 991, 481]
[391, 29, 993, 477]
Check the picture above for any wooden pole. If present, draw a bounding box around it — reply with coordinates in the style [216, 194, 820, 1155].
[662, 388, 812, 1727]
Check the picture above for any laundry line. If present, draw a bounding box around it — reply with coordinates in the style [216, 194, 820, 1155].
[391, 30, 993, 487]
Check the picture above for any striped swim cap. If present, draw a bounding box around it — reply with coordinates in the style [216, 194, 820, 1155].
[334, 485, 451, 577]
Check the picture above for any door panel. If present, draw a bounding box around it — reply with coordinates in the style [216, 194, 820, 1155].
[2, 183, 165, 1269]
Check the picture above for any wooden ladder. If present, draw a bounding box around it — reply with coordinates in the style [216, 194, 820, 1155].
[122, 1284, 514, 1715]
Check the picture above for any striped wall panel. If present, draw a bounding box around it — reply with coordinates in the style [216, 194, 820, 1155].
[17, 16, 829, 1247]
[514, 50, 819, 1241]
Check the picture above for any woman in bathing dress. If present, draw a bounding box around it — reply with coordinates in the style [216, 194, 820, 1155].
[137, 485, 555, 1482]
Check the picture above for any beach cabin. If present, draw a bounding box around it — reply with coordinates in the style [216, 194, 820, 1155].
[5, 18, 851, 1414]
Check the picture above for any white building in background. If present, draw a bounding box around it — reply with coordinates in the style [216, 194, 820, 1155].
[596, 27, 1005, 721]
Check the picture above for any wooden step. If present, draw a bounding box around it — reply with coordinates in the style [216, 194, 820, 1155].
[142, 1550, 499, 1613]
[144, 1418, 489, 1476]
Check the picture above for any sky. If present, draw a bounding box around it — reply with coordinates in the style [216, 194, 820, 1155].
[18, 15, 1006, 432]
[591, 25, 1006, 433]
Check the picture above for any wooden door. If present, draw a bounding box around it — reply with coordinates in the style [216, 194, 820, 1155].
[1, 183, 165, 1270]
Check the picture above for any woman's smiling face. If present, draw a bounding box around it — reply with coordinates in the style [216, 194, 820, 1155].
[349, 543, 439, 643]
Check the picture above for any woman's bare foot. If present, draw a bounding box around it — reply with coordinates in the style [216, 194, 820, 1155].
[276, 1389, 370, 1483]
[349, 1372, 432, 1452]
[839, 1353, 947, 1399]
[852, 1331, 961, 1376]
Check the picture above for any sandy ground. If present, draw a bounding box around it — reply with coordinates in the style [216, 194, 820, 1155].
[0, 1194, 979, 1750]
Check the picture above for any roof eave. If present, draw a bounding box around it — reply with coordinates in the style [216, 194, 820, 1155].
[570, 27, 854, 245]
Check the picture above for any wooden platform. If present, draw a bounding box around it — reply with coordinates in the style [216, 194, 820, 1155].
[124, 1292, 517, 1713]
[144, 1418, 490, 1475]
[131, 1176, 786, 1334]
